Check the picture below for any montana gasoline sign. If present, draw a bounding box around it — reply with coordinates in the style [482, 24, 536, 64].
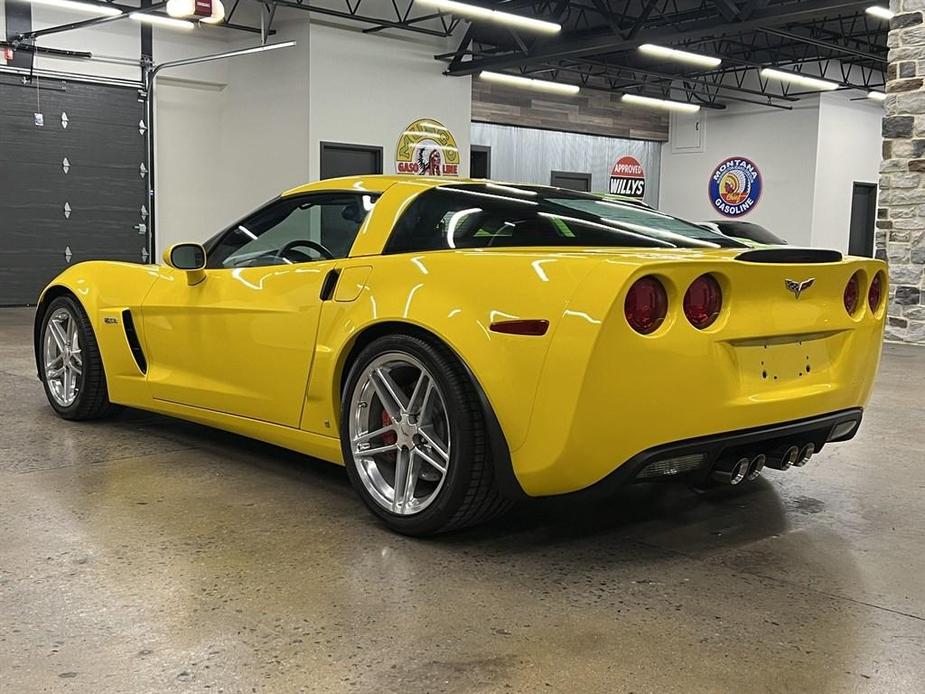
[709, 157, 762, 217]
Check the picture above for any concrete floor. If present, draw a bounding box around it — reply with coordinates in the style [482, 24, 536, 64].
[0, 308, 923, 694]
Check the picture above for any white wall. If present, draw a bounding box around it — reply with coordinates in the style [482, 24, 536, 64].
[155, 21, 312, 252]
[811, 92, 883, 252]
[307, 19, 471, 181]
[659, 98, 822, 247]
[658, 92, 883, 250]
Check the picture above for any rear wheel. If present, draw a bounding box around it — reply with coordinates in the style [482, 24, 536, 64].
[40, 295, 114, 420]
[341, 334, 510, 535]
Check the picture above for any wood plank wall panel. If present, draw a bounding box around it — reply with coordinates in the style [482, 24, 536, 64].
[472, 80, 669, 142]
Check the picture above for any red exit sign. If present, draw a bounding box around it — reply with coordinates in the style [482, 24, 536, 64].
[194, 0, 212, 16]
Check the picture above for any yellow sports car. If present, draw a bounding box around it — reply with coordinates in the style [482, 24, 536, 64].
[34, 176, 886, 535]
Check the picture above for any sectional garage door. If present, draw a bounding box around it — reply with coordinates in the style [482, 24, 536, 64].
[0, 73, 149, 306]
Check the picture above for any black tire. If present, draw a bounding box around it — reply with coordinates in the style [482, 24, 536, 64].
[39, 295, 115, 421]
[340, 334, 511, 536]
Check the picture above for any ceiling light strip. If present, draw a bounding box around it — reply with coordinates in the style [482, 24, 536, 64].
[130, 12, 195, 29]
[760, 67, 840, 91]
[416, 0, 560, 34]
[621, 93, 700, 113]
[865, 5, 894, 20]
[480, 70, 579, 95]
[29, 0, 122, 17]
[638, 43, 721, 68]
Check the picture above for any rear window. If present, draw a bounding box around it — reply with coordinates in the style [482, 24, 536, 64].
[384, 184, 745, 254]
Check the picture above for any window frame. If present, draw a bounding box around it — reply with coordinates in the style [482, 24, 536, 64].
[203, 192, 376, 270]
[381, 184, 746, 255]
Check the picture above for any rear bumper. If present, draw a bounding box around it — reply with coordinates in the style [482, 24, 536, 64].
[568, 408, 863, 498]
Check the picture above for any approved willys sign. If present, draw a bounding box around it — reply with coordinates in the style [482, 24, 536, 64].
[609, 156, 646, 198]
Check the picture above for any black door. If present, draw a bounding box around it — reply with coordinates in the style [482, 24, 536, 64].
[319, 142, 383, 180]
[0, 74, 148, 306]
[551, 170, 592, 192]
[848, 182, 877, 257]
[471, 145, 491, 179]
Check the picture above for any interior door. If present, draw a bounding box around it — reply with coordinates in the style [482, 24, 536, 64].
[141, 192, 375, 427]
[848, 182, 877, 257]
[550, 170, 592, 192]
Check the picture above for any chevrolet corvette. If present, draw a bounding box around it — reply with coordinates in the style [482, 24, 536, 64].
[34, 176, 886, 534]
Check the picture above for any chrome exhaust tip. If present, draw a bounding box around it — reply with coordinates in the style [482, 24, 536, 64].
[746, 454, 766, 481]
[711, 456, 750, 486]
[793, 443, 815, 467]
[766, 445, 800, 471]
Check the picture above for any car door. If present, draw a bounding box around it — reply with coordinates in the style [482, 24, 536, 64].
[141, 192, 376, 427]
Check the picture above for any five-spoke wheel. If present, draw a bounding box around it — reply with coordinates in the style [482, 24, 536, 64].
[341, 334, 510, 535]
[39, 295, 114, 420]
[43, 307, 84, 407]
[349, 352, 451, 516]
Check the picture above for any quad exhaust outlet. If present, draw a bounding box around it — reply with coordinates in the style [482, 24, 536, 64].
[711, 445, 814, 485]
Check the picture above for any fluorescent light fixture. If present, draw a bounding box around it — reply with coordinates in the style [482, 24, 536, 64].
[130, 12, 195, 29]
[417, 0, 560, 34]
[621, 93, 700, 113]
[479, 70, 579, 95]
[760, 67, 840, 91]
[867, 90, 887, 101]
[639, 43, 721, 68]
[865, 5, 894, 20]
[29, 0, 122, 16]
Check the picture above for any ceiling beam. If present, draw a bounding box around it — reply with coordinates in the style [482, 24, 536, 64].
[446, 0, 875, 76]
[757, 26, 886, 63]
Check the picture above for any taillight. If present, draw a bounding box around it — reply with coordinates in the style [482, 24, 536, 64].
[625, 276, 668, 334]
[868, 272, 883, 312]
[683, 274, 723, 329]
[844, 272, 861, 315]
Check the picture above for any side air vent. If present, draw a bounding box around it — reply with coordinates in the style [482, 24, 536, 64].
[736, 248, 843, 264]
[121, 309, 147, 374]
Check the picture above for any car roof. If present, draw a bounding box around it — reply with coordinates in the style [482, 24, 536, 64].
[281, 175, 649, 205]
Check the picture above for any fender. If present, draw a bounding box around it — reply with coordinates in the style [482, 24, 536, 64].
[33, 262, 161, 402]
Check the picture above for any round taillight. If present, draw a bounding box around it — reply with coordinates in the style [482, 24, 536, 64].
[683, 274, 723, 329]
[625, 276, 668, 335]
[844, 272, 861, 315]
[868, 272, 883, 312]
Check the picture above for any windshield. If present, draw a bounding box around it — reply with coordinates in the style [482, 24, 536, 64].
[384, 184, 746, 254]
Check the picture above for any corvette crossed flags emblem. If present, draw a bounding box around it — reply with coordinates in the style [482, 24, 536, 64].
[785, 278, 815, 299]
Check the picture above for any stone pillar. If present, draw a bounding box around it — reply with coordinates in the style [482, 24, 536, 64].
[880, 0, 925, 343]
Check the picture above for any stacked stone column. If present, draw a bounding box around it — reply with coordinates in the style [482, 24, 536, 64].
[880, 0, 925, 342]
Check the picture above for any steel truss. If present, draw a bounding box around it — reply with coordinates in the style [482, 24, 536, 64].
[439, 0, 887, 106]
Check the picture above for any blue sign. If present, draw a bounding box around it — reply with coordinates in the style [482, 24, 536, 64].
[709, 157, 762, 217]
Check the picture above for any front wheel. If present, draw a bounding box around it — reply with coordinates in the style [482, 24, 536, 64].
[340, 334, 510, 535]
[39, 295, 115, 420]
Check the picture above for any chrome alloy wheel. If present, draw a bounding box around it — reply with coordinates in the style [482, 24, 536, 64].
[43, 308, 83, 407]
[349, 352, 451, 516]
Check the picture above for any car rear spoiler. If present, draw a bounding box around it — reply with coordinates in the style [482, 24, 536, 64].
[735, 248, 843, 264]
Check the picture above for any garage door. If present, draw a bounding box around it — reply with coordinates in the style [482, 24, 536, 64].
[0, 73, 149, 306]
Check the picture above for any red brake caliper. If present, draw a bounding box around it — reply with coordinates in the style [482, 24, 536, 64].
[381, 409, 397, 446]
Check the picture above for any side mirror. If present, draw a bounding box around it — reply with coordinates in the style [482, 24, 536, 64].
[163, 242, 206, 285]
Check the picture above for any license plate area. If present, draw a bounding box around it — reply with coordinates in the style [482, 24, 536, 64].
[733, 336, 831, 391]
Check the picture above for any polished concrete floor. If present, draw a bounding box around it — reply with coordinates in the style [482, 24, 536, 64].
[0, 307, 923, 694]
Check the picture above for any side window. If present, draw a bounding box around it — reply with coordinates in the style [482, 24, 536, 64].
[207, 193, 376, 269]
